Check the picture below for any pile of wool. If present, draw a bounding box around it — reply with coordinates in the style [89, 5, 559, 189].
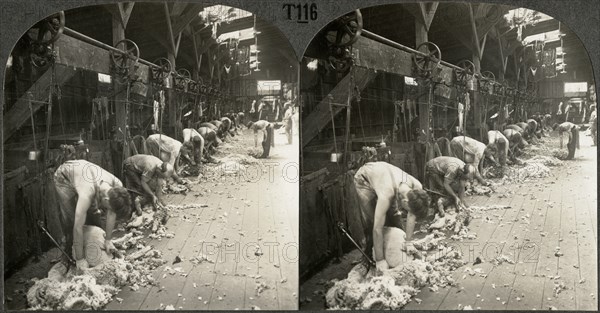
[517, 162, 552, 179]
[223, 153, 260, 165]
[325, 227, 466, 310]
[482, 165, 504, 179]
[325, 263, 421, 310]
[127, 207, 169, 233]
[247, 148, 264, 158]
[26, 226, 165, 310]
[466, 185, 493, 196]
[126, 211, 155, 229]
[220, 142, 234, 150]
[27, 274, 119, 310]
[325, 253, 465, 310]
[179, 164, 201, 177]
[464, 182, 494, 196]
[527, 155, 564, 167]
[429, 202, 473, 235]
[499, 162, 552, 183]
[163, 183, 189, 194]
[552, 149, 568, 160]
[520, 144, 552, 158]
[411, 231, 446, 251]
[111, 232, 144, 250]
[202, 154, 259, 176]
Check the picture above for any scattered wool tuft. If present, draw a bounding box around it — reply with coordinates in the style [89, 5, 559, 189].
[491, 254, 515, 265]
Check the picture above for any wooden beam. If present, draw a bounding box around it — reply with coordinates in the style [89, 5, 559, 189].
[513, 52, 522, 81]
[405, 2, 440, 32]
[302, 67, 378, 147]
[50, 34, 149, 82]
[171, 3, 204, 37]
[474, 3, 491, 20]
[476, 5, 509, 39]
[111, 7, 130, 172]
[350, 35, 456, 85]
[146, 30, 196, 67]
[473, 50, 483, 141]
[404, 3, 427, 28]
[497, 28, 507, 80]
[479, 33, 487, 59]
[217, 15, 254, 35]
[415, 11, 430, 138]
[420, 2, 438, 32]
[163, 2, 177, 57]
[468, 3, 482, 60]
[175, 33, 182, 56]
[506, 39, 522, 57]
[190, 26, 202, 75]
[116, 2, 135, 28]
[351, 35, 412, 76]
[521, 19, 560, 39]
[167, 52, 177, 133]
[170, 2, 188, 17]
[497, 26, 517, 39]
[3, 65, 77, 142]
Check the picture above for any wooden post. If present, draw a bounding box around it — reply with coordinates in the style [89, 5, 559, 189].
[415, 20, 430, 138]
[343, 71, 353, 168]
[163, 3, 179, 138]
[167, 53, 177, 137]
[408, 2, 438, 139]
[473, 53, 483, 141]
[111, 7, 128, 178]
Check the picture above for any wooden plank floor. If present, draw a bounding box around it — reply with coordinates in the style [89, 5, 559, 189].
[104, 129, 298, 310]
[0, 129, 299, 310]
[300, 132, 597, 311]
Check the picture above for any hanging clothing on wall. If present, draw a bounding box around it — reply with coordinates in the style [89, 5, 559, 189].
[557, 102, 563, 115]
[153, 100, 160, 131]
[464, 92, 471, 114]
[458, 101, 465, 130]
[407, 99, 416, 120]
[153, 90, 164, 131]
[100, 97, 109, 120]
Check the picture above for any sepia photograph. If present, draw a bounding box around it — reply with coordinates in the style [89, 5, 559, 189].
[3, 2, 298, 310]
[299, 2, 597, 310]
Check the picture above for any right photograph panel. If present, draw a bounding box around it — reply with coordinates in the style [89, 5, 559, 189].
[299, 3, 597, 310]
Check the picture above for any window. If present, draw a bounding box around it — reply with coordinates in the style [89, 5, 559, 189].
[217, 27, 256, 42]
[404, 76, 418, 86]
[200, 5, 252, 23]
[564, 82, 587, 97]
[257, 80, 281, 95]
[98, 73, 112, 84]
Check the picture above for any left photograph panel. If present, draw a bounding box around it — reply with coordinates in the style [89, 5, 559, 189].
[3, 3, 299, 310]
